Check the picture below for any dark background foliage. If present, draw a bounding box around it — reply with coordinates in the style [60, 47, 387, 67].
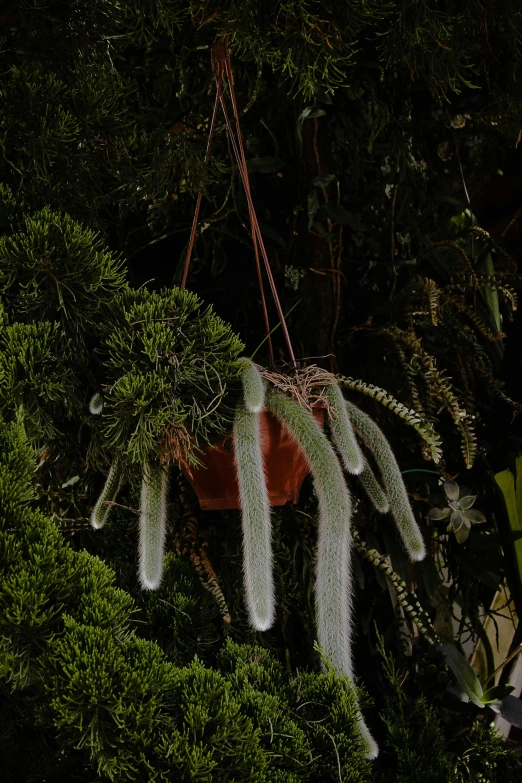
[3, 1, 522, 780]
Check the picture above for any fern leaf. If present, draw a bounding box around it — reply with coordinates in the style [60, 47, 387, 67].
[337, 375, 442, 464]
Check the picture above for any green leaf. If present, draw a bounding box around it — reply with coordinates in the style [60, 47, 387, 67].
[426, 507, 451, 520]
[312, 174, 336, 188]
[495, 469, 519, 528]
[463, 509, 486, 524]
[454, 522, 470, 544]
[298, 106, 326, 121]
[495, 467, 522, 582]
[444, 480, 460, 501]
[438, 643, 484, 707]
[482, 684, 515, 704]
[498, 694, 522, 728]
[450, 509, 464, 529]
[246, 157, 285, 174]
[61, 475, 80, 488]
[319, 203, 366, 231]
[256, 222, 287, 249]
[459, 495, 477, 510]
[211, 243, 227, 277]
[307, 189, 320, 229]
[468, 530, 522, 549]
[516, 454, 522, 525]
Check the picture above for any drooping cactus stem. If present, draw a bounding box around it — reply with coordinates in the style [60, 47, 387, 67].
[346, 400, 426, 562]
[89, 391, 104, 415]
[91, 459, 122, 530]
[239, 357, 265, 413]
[139, 462, 168, 590]
[266, 390, 379, 758]
[326, 381, 364, 475]
[233, 401, 274, 631]
[359, 463, 390, 514]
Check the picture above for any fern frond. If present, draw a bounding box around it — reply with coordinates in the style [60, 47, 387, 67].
[353, 531, 439, 646]
[384, 328, 477, 468]
[423, 278, 441, 326]
[446, 275, 518, 308]
[384, 336, 426, 418]
[446, 294, 504, 342]
[337, 375, 442, 464]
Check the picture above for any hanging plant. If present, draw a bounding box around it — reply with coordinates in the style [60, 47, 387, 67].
[89, 41, 431, 761]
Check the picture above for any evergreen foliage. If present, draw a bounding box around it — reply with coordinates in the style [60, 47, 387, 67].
[93, 285, 244, 468]
[0, 207, 126, 342]
[0, 320, 75, 439]
[2, 0, 522, 777]
[0, 411, 373, 781]
[374, 632, 454, 783]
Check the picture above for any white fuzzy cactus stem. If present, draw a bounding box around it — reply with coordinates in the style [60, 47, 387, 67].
[326, 382, 364, 475]
[359, 464, 390, 514]
[139, 463, 168, 590]
[91, 460, 122, 530]
[234, 402, 274, 631]
[239, 357, 265, 413]
[266, 391, 379, 759]
[89, 392, 104, 415]
[346, 400, 426, 561]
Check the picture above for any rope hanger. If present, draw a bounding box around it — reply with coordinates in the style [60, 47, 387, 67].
[181, 39, 296, 368]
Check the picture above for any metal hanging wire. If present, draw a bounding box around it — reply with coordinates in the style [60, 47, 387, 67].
[181, 39, 296, 368]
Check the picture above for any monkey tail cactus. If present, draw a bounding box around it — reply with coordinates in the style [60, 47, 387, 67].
[138, 462, 168, 590]
[91, 459, 122, 530]
[358, 464, 390, 514]
[325, 381, 364, 475]
[89, 391, 104, 415]
[266, 390, 378, 759]
[345, 400, 426, 562]
[239, 357, 265, 413]
[234, 401, 274, 631]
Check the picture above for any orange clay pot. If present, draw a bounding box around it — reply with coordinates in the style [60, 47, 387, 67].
[181, 405, 326, 510]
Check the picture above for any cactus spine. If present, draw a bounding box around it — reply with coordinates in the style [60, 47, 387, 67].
[138, 462, 168, 590]
[345, 400, 426, 561]
[239, 357, 265, 413]
[326, 381, 364, 475]
[91, 460, 122, 530]
[266, 390, 378, 759]
[234, 400, 274, 631]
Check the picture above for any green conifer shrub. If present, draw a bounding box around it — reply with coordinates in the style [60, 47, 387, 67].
[92, 285, 244, 469]
[0, 411, 373, 781]
[0, 319, 76, 440]
[0, 208, 126, 343]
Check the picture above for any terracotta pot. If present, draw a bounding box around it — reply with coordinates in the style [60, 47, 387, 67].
[181, 405, 326, 510]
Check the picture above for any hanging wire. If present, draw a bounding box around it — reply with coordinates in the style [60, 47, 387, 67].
[181, 39, 297, 368]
